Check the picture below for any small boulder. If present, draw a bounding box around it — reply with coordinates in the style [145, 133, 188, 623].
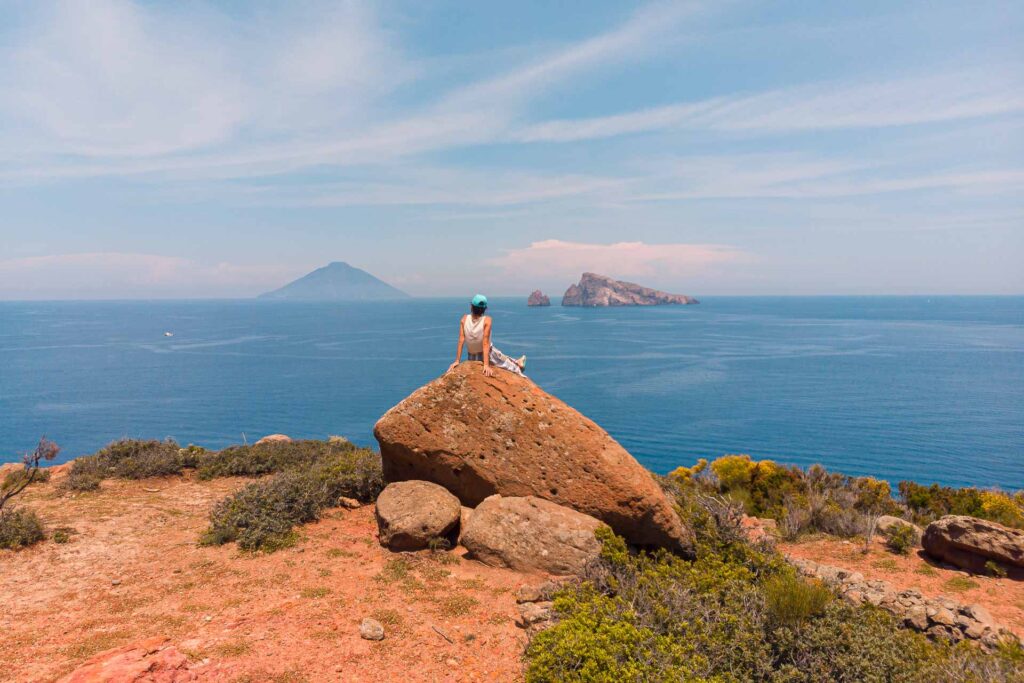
[360, 618, 385, 641]
[255, 433, 292, 445]
[517, 601, 553, 627]
[374, 480, 461, 551]
[922, 515, 1024, 573]
[461, 495, 603, 575]
[876, 515, 923, 540]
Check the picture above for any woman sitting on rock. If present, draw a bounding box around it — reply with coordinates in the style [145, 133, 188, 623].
[448, 294, 526, 376]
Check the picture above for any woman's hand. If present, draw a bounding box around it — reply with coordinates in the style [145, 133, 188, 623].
[483, 365, 494, 377]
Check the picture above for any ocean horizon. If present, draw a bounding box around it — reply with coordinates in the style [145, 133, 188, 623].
[1, 295, 1021, 490]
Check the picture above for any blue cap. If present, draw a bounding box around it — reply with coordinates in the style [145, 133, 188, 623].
[471, 294, 488, 309]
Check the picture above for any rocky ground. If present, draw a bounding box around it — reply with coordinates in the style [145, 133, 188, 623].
[781, 535, 1024, 639]
[0, 472, 542, 683]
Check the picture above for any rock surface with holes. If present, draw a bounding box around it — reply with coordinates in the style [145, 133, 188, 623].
[373, 363, 692, 551]
[461, 495, 604, 574]
[374, 480, 461, 551]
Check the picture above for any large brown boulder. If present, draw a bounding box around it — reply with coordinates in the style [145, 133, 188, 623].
[374, 363, 692, 552]
[922, 515, 1024, 573]
[461, 495, 604, 574]
[374, 480, 461, 550]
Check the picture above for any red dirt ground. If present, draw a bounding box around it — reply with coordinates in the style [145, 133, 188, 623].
[0, 471, 545, 683]
[781, 535, 1024, 638]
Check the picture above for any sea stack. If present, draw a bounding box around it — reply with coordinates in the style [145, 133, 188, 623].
[527, 290, 551, 306]
[561, 272, 698, 307]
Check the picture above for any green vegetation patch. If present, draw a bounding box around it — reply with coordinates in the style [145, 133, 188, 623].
[64, 438, 201, 490]
[525, 487, 1024, 682]
[0, 506, 45, 549]
[196, 439, 356, 480]
[200, 446, 382, 552]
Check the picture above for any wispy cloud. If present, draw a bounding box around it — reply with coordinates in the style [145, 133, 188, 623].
[517, 68, 1024, 143]
[487, 239, 749, 283]
[0, 252, 294, 299]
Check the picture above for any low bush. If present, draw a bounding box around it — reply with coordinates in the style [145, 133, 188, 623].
[65, 438, 189, 488]
[2, 468, 51, 492]
[985, 560, 1008, 578]
[898, 481, 1024, 529]
[201, 447, 383, 552]
[195, 439, 354, 480]
[886, 522, 917, 555]
[0, 506, 45, 549]
[525, 484, 1024, 682]
[763, 572, 831, 627]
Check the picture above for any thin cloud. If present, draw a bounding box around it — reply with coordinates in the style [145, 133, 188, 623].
[516, 68, 1024, 143]
[0, 252, 295, 299]
[487, 239, 750, 282]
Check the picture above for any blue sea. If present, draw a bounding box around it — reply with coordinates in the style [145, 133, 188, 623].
[1, 297, 1021, 490]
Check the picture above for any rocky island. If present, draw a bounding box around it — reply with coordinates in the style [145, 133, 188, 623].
[526, 290, 550, 306]
[561, 272, 698, 306]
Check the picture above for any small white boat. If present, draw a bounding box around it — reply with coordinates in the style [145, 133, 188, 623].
[164, 332, 174, 337]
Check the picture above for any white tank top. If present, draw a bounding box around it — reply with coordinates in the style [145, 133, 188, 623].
[463, 315, 486, 353]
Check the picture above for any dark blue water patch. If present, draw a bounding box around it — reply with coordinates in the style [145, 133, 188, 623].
[0, 297, 1021, 490]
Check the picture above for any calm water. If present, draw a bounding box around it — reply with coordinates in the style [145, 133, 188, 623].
[1, 297, 1021, 489]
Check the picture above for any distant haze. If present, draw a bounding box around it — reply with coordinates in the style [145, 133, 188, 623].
[0, 1, 1022, 299]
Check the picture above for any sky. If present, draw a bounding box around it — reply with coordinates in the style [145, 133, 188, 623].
[0, 0, 1022, 299]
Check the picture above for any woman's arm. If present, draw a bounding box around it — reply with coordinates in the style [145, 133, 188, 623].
[482, 317, 494, 376]
[448, 316, 466, 372]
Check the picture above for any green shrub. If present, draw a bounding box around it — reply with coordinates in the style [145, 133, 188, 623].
[0, 506, 45, 549]
[201, 447, 382, 552]
[898, 481, 1024, 529]
[2, 468, 51, 492]
[64, 469, 102, 492]
[886, 522, 917, 555]
[525, 519, 1018, 683]
[770, 601, 942, 682]
[763, 572, 832, 627]
[65, 438, 186, 488]
[195, 439, 356, 480]
[52, 526, 76, 544]
[985, 560, 1008, 578]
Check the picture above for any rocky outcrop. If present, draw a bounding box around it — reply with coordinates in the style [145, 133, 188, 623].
[789, 557, 1018, 649]
[374, 480, 461, 550]
[461, 495, 604, 574]
[374, 363, 692, 552]
[527, 290, 551, 306]
[561, 272, 697, 307]
[922, 515, 1024, 573]
[57, 636, 208, 682]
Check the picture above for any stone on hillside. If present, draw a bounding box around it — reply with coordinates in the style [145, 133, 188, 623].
[374, 480, 461, 551]
[360, 618, 385, 641]
[255, 433, 292, 445]
[876, 515, 923, 540]
[461, 495, 603, 574]
[374, 363, 692, 552]
[922, 515, 1024, 573]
